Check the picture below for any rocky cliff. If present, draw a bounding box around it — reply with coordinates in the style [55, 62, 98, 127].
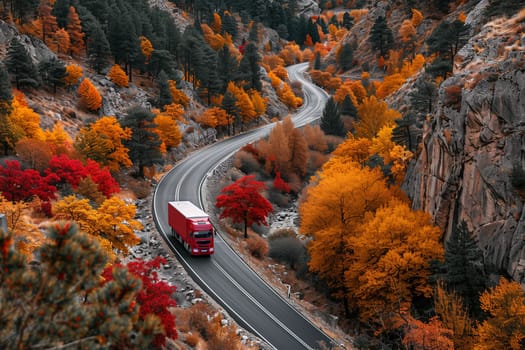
[403, 9, 525, 285]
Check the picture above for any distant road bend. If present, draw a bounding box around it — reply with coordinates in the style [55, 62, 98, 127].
[153, 62, 332, 350]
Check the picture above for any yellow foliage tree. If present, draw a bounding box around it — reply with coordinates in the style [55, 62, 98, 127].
[0, 195, 43, 258]
[154, 114, 182, 151]
[162, 103, 185, 123]
[43, 122, 73, 155]
[65, 64, 83, 87]
[331, 134, 372, 166]
[370, 125, 413, 182]
[250, 89, 267, 117]
[107, 64, 129, 88]
[94, 196, 142, 254]
[7, 93, 44, 145]
[74, 116, 132, 171]
[475, 278, 525, 350]
[299, 160, 393, 316]
[355, 95, 401, 138]
[375, 73, 406, 99]
[169, 80, 189, 107]
[349, 199, 444, 323]
[77, 78, 102, 111]
[139, 36, 153, 63]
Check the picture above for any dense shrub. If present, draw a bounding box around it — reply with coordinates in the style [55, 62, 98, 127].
[246, 234, 268, 259]
[234, 150, 262, 174]
[269, 236, 306, 270]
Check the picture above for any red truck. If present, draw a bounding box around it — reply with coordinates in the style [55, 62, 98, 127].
[167, 201, 215, 256]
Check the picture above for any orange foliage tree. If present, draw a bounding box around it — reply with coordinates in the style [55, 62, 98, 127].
[168, 80, 189, 107]
[77, 78, 102, 111]
[403, 316, 454, 350]
[54, 28, 70, 54]
[74, 116, 132, 171]
[411, 9, 424, 27]
[153, 113, 182, 151]
[43, 121, 73, 155]
[299, 159, 393, 316]
[65, 64, 83, 87]
[39, 0, 58, 45]
[66, 6, 85, 57]
[349, 199, 444, 323]
[355, 95, 401, 138]
[475, 278, 525, 350]
[108, 64, 129, 88]
[139, 36, 153, 63]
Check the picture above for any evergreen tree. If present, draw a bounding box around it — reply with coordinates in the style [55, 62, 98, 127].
[121, 106, 163, 178]
[342, 12, 354, 30]
[320, 97, 345, 137]
[306, 18, 320, 44]
[11, 0, 39, 23]
[236, 42, 262, 91]
[313, 51, 322, 70]
[87, 22, 111, 73]
[369, 16, 394, 58]
[157, 70, 173, 109]
[4, 38, 39, 89]
[441, 221, 486, 317]
[148, 50, 178, 78]
[341, 94, 357, 119]
[221, 91, 237, 135]
[392, 112, 421, 152]
[338, 43, 354, 72]
[38, 57, 67, 94]
[426, 20, 469, 78]
[51, 0, 71, 28]
[0, 222, 164, 349]
[409, 78, 438, 115]
[222, 11, 238, 39]
[218, 45, 239, 93]
[0, 64, 12, 115]
[248, 22, 259, 42]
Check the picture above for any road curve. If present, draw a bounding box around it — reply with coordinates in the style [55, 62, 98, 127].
[152, 62, 331, 350]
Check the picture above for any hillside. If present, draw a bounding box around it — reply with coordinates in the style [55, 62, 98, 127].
[1, 0, 525, 349]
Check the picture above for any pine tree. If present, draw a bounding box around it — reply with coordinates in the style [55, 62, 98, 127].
[341, 94, 357, 119]
[157, 70, 172, 109]
[87, 23, 111, 73]
[321, 97, 345, 137]
[4, 38, 39, 89]
[51, 0, 71, 28]
[369, 16, 394, 58]
[409, 78, 438, 114]
[38, 57, 67, 94]
[342, 12, 354, 30]
[338, 43, 354, 72]
[121, 106, 163, 178]
[0, 64, 12, 116]
[0, 222, 164, 349]
[426, 20, 469, 78]
[313, 51, 322, 70]
[221, 91, 237, 135]
[440, 221, 486, 317]
[392, 112, 421, 152]
[236, 42, 262, 91]
[218, 45, 238, 93]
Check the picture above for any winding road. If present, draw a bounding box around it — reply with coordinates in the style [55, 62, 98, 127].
[152, 62, 331, 350]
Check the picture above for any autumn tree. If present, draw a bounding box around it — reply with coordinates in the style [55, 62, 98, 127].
[216, 175, 273, 238]
[0, 159, 58, 204]
[74, 116, 132, 171]
[64, 64, 83, 88]
[39, 0, 58, 46]
[349, 199, 444, 323]
[299, 160, 393, 316]
[77, 78, 102, 111]
[108, 64, 129, 87]
[53, 28, 70, 54]
[475, 277, 525, 350]
[102, 257, 178, 348]
[43, 121, 73, 155]
[121, 106, 163, 178]
[0, 222, 164, 349]
[139, 36, 154, 63]
[403, 316, 454, 350]
[15, 138, 53, 171]
[66, 6, 85, 56]
[153, 113, 182, 151]
[355, 95, 401, 139]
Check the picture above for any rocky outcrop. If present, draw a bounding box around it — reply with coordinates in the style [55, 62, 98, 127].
[295, 0, 320, 17]
[402, 11, 525, 285]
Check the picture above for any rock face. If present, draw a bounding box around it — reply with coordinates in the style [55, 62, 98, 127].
[295, 0, 320, 17]
[402, 12, 525, 285]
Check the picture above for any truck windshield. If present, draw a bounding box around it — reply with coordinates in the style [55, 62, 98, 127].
[193, 230, 212, 238]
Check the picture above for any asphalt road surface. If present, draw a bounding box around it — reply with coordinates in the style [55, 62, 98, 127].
[152, 62, 332, 350]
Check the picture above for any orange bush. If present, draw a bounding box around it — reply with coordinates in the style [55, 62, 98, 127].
[77, 78, 102, 111]
[107, 64, 129, 87]
[246, 234, 268, 259]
